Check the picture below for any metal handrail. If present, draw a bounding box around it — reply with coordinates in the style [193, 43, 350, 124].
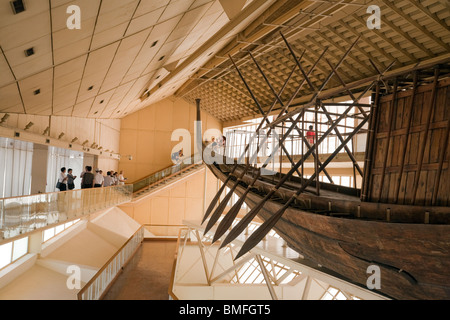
[0, 185, 133, 241]
[131, 154, 202, 194]
[77, 225, 145, 300]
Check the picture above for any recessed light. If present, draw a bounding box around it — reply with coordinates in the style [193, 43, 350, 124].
[33, 89, 41, 95]
[25, 48, 35, 57]
[158, 56, 165, 61]
[100, 100, 104, 104]
[88, 86, 94, 91]
[94, 111, 98, 115]
[151, 40, 158, 48]
[156, 75, 160, 79]
[10, 0, 25, 14]
[117, 111, 120, 113]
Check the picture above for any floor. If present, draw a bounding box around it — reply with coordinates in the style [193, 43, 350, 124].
[102, 240, 177, 300]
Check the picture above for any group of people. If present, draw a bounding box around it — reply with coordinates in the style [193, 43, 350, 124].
[57, 166, 127, 191]
[210, 136, 226, 150]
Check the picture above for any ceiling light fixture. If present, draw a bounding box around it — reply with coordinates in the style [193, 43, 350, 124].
[24, 48, 35, 57]
[24, 122, 34, 130]
[158, 56, 165, 61]
[0, 114, 10, 124]
[10, 0, 25, 14]
[82, 140, 89, 146]
[151, 40, 158, 48]
[58, 132, 65, 140]
[43, 126, 50, 135]
[33, 89, 41, 95]
[71, 137, 78, 143]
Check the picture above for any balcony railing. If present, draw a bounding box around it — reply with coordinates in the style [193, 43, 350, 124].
[131, 154, 201, 194]
[0, 185, 133, 241]
[77, 225, 145, 300]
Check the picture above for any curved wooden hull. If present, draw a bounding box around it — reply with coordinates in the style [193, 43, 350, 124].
[207, 162, 450, 300]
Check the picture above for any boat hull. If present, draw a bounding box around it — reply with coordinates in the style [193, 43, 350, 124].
[207, 162, 450, 300]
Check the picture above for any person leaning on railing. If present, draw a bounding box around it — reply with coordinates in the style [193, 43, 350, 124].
[81, 166, 95, 189]
[58, 167, 68, 191]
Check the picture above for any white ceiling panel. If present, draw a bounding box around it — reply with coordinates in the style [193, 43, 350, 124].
[158, 0, 195, 23]
[3, 35, 53, 79]
[88, 89, 116, 118]
[0, 0, 48, 29]
[54, 55, 87, 88]
[125, 7, 165, 36]
[94, 0, 139, 34]
[0, 83, 23, 113]
[0, 12, 50, 51]
[133, 0, 169, 17]
[53, 36, 91, 65]
[0, 0, 286, 119]
[19, 69, 53, 115]
[0, 54, 15, 87]
[71, 97, 95, 118]
[51, 0, 101, 32]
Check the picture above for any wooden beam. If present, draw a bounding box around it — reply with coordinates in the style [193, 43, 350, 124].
[381, 0, 450, 52]
[337, 20, 398, 66]
[381, 14, 435, 58]
[316, 30, 374, 75]
[409, 0, 450, 32]
[305, 34, 366, 79]
[377, 78, 399, 202]
[352, 14, 418, 63]
[411, 68, 440, 205]
[325, 25, 385, 72]
[394, 71, 418, 204]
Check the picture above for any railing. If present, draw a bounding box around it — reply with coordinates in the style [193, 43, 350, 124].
[131, 154, 202, 194]
[77, 225, 145, 300]
[0, 185, 133, 241]
[144, 224, 186, 238]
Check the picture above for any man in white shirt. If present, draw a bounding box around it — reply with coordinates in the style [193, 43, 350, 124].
[103, 171, 113, 187]
[94, 169, 104, 188]
[118, 171, 127, 185]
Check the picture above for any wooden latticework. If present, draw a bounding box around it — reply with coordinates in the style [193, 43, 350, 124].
[181, 0, 450, 122]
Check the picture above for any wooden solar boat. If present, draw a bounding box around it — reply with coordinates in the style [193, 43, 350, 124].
[205, 160, 450, 300]
[199, 70, 450, 300]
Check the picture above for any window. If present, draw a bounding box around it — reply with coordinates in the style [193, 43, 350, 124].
[0, 237, 29, 270]
[321, 286, 361, 300]
[42, 219, 81, 243]
[0, 137, 33, 198]
[46, 147, 84, 192]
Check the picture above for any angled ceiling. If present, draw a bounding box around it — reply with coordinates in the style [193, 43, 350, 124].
[0, 0, 449, 123]
[179, 0, 450, 122]
[0, 0, 272, 119]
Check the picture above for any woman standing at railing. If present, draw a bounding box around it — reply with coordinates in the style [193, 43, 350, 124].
[58, 167, 68, 192]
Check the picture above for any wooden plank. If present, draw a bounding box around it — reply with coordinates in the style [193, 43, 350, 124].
[412, 69, 439, 205]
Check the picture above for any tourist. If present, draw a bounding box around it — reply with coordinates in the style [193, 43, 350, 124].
[94, 169, 104, 188]
[67, 168, 77, 190]
[104, 171, 113, 187]
[118, 171, 127, 185]
[306, 125, 316, 145]
[58, 167, 68, 191]
[81, 166, 94, 189]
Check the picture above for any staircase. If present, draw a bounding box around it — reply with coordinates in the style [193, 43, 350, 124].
[133, 162, 204, 199]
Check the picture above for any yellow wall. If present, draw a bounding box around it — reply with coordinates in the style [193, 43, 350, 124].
[119, 166, 219, 235]
[119, 97, 223, 183]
